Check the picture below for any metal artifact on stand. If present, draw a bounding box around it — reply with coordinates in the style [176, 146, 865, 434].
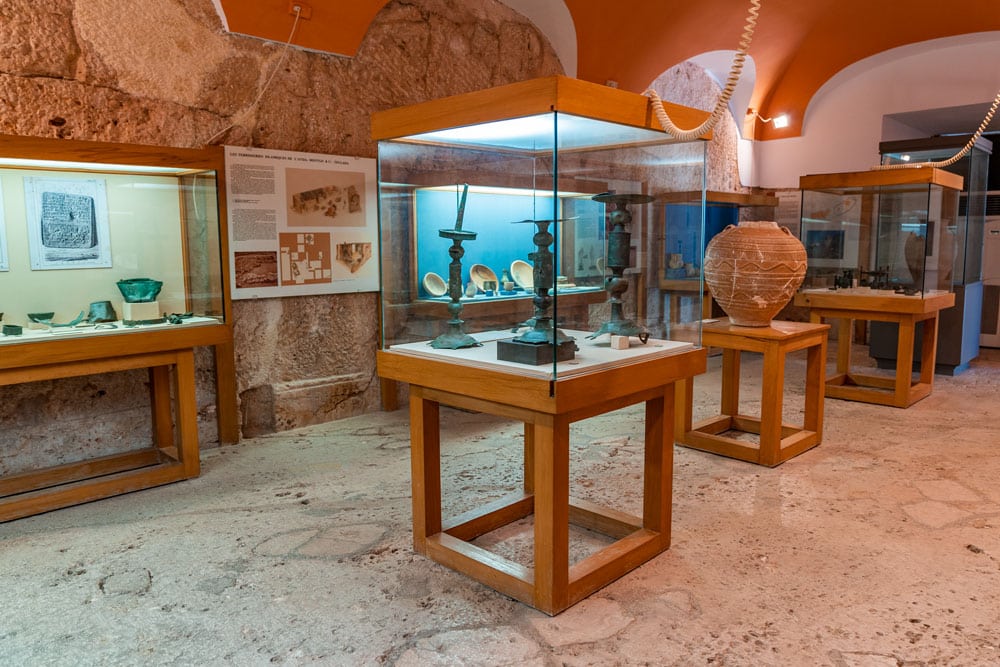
[497, 218, 577, 365]
[431, 184, 480, 350]
[587, 192, 652, 343]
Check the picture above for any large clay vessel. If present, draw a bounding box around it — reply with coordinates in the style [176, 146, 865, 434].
[703, 221, 807, 327]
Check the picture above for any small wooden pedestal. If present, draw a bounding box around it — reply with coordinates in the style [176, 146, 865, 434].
[676, 319, 830, 467]
[793, 289, 955, 408]
[379, 343, 705, 615]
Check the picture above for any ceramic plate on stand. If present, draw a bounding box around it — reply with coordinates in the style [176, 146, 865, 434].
[469, 264, 498, 292]
[422, 271, 447, 297]
[510, 259, 533, 290]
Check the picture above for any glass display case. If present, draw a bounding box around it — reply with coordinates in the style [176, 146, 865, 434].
[794, 168, 961, 407]
[371, 76, 710, 614]
[374, 77, 708, 381]
[799, 167, 962, 295]
[0, 138, 227, 343]
[874, 136, 992, 373]
[0, 134, 236, 522]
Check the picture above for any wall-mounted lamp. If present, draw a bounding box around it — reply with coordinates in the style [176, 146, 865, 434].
[747, 109, 790, 129]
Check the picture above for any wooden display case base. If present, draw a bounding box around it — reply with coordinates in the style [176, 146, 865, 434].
[0, 348, 202, 522]
[379, 338, 706, 615]
[676, 319, 829, 467]
[794, 289, 955, 408]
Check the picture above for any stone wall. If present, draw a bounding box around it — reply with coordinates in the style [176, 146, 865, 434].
[0, 0, 564, 471]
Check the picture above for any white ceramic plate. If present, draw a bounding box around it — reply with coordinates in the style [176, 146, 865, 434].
[510, 259, 533, 290]
[422, 271, 447, 297]
[469, 264, 498, 292]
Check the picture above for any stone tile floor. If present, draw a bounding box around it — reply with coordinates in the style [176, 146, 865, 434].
[1, 346, 999, 665]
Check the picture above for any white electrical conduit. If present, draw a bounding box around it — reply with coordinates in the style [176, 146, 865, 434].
[643, 0, 761, 141]
[203, 6, 304, 145]
[874, 88, 1000, 170]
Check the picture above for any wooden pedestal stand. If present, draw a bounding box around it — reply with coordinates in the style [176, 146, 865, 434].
[794, 289, 955, 407]
[378, 344, 705, 615]
[676, 319, 829, 467]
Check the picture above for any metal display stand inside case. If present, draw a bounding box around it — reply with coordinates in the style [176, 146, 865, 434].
[373, 76, 710, 614]
[0, 135, 237, 521]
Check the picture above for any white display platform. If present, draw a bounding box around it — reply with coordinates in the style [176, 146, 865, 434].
[0, 316, 221, 346]
[801, 287, 948, 299]
[390, 328, 694, 379]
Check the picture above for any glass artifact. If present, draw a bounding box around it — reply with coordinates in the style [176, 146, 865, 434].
[117, 277, 164, 302]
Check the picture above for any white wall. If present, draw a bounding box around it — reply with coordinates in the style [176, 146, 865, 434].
[753, 32, 1000, 189]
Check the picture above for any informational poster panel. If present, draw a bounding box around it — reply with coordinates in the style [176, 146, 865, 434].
[224, 146, 378, 299]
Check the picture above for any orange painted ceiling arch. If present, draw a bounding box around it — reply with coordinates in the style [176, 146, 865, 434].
[218, 0, 1000, 140]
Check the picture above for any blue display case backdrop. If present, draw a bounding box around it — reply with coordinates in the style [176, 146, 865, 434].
[414, 187, 603, 297]
[663, 202, 735, 276]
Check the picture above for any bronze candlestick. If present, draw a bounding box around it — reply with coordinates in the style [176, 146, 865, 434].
[497, 217, 577, 365]
[431, 184, 480, 349]
[588, 192, 652, 343]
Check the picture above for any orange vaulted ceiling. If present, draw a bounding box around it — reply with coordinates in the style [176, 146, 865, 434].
[218, 0, 1000, 140]
[218, 0, 390, 57]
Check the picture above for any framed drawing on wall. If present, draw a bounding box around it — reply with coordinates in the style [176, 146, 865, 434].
[24, 177, 112, 270]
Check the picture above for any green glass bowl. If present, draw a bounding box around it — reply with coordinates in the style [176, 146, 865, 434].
[116, 278, 163, 303]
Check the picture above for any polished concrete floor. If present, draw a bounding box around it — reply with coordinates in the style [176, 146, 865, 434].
[2, 345, 1000, 666]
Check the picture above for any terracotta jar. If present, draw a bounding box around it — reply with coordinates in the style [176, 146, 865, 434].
[703, 221, 807, 327]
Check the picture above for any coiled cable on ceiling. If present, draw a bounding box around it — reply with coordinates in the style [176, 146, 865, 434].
[874, 87, 1000, 170]
[643, 0, 761, 141]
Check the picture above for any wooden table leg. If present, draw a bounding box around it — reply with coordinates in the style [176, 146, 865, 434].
[804, 335, 826, 436]
[835, 316, 853, 377]
[149, 365, 174, 450]
[919, 314, 940, 386]
[720, 348, 741, 416]
[523, 423, 534, 494]
[673, 377, 692, 443]
[894, 317, 916, 406]
[533, 413, 568, 614]
[409, 387, 441, 554]
[643, 387, 673, 544]
[175, 350, 201, 478]
[758, 341, 785, 466]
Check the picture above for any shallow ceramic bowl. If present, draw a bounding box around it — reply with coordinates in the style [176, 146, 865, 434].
[469, 264, 498, 293]
[116, 278, 163, 303]
[422, 271, 447, 297]
[510, 259, 533, 290]
[27, 312, 55, 323]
